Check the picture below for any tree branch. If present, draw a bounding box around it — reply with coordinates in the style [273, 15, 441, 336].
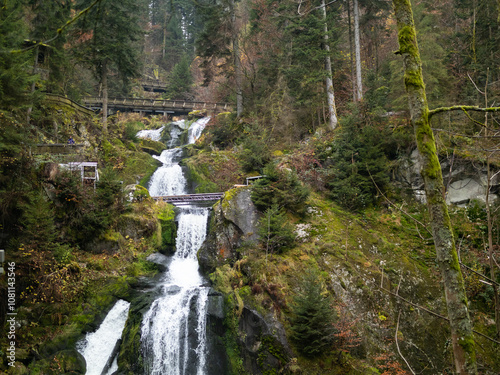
[429, 105, 500, 118]
[4, 0, 104, 54]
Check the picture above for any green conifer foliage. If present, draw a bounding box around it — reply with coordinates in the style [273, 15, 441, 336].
[321, 111, 391, 211]
[0, 0, 34, 111]
[164, 55, 193, 99]
[258, 205, 295, 254]
[290, 270, 335, 357]
[250, 163, 309, 214]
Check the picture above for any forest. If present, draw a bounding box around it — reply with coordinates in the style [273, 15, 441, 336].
[1, 0, 500, 374]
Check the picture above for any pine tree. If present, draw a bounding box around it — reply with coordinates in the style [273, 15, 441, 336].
[72, 0, 147, 126]
[258, 205, 295, 254]
[290, 270, 335, 357]
[0, 0, 35, 112]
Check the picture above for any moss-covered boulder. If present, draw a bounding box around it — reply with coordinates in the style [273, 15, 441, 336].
[84, 229, 126, 254]
[139, 138, 165, 155]
[238, 307, 293, 375]
[124, 184, 151, 202]
[117, 292, 157, 375]
[157, 203, 177, 255]
[198, 187, 260, 274]
[117, 212, 159, 242]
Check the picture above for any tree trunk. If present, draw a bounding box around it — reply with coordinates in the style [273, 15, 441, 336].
[321, 0, 338, 130]
[347, 0, 357, 102]
[230, 0, 243, 117]
[102, 60, 108, 131]
[353, 0, 363, 100]
[392, 1, 477, 374]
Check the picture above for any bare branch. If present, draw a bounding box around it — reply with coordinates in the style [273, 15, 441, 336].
[395, 311, 416, 375]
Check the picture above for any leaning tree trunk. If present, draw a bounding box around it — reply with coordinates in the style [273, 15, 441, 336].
[353, 0, 363, 100]
[392, 1, 477, 374]
[321, 0, 338, 130]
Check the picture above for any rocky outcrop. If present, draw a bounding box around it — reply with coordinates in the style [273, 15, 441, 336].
[198, 187, 261, 274]
[204, 289, 228, 374]
[238, 307, 293, 375]
[398, 149, 500, 205]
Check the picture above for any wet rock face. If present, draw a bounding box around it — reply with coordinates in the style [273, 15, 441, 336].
[398, 149, 500, 205]
[238, 307, 292, 375]
[198, 187, 261, 274]
[204, 289, 228, 374]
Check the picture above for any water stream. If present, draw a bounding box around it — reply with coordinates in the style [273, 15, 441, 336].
[141, 117, 211, 374]
[77, 299, 131, 375]
[77, 117, 212, 375]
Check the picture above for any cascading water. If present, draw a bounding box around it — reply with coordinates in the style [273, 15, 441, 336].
[77, 299, 131, 375]
[136, 126, 165, 142]
[76, 117, 214, 375]
[141, 117, 212, 374]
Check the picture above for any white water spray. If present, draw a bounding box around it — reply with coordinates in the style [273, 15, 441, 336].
[77, 300, 130, 375]
[136, 126, 165, 142]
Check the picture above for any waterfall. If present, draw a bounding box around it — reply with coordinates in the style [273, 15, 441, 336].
[141, 208, 210, 375]
[141, 117, 212, 375]
[188, 117, 210, 144]
[149, 148, 187, 196]
[77, 117, 214, 375]
[77, 300, 130, 375]
[136, 126, 165, 142]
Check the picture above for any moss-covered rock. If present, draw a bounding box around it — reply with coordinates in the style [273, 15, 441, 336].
[139, 138, 165, 155]
[117, 292, 157, 375]
[157, 203, 177, 255]
[84, 229, 125, 254]
[198, 187, 260, 274]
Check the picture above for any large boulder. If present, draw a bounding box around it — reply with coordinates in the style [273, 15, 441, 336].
[398, 148, 500, 205]
[238, 307, 293, 375]
[198, 187, 261, 274]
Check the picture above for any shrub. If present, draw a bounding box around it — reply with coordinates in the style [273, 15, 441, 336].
[251, 163, 309, 213]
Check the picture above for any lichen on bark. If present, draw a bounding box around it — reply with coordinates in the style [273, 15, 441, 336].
[392, 0, 477, 373]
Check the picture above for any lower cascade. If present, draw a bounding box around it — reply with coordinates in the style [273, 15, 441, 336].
[141, 207, 210, 375]
[77, 299, 131, 375]
[140, 117, 214, 374]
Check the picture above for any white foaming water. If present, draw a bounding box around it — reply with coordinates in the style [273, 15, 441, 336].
[77, 300, 130, 375]
[136, 126, 165, 142]
[188, 117, 211, 144]
[149, 148, 186, 196]
[141, 207, 210, 375]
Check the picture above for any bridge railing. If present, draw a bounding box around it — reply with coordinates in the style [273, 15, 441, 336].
[82, 97, 232, 111]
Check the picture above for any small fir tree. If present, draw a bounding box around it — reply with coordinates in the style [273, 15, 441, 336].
[258, 205, 295, 254]
[290, 270, 335, 357]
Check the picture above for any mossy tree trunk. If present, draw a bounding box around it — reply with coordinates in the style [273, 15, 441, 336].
[391, 0, 477, 373]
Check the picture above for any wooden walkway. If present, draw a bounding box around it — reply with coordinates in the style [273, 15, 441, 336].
[82, 97, 232, 116]
[152, 192, 224, 205]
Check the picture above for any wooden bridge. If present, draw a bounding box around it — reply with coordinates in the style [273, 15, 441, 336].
[152, 192, 224, 205]
[82, 97, 232, 116]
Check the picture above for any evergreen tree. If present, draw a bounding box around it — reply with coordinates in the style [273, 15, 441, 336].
[27, 0, 72, 94]
[72, 0, 147, 125]
[0, 0, 35, 112]
[251, 163, 309, 214]
[290, 270, 335, 357]
[258, 205, 295, 254]
[321, 109, 390, 211]
[164, 54, 193, 99]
